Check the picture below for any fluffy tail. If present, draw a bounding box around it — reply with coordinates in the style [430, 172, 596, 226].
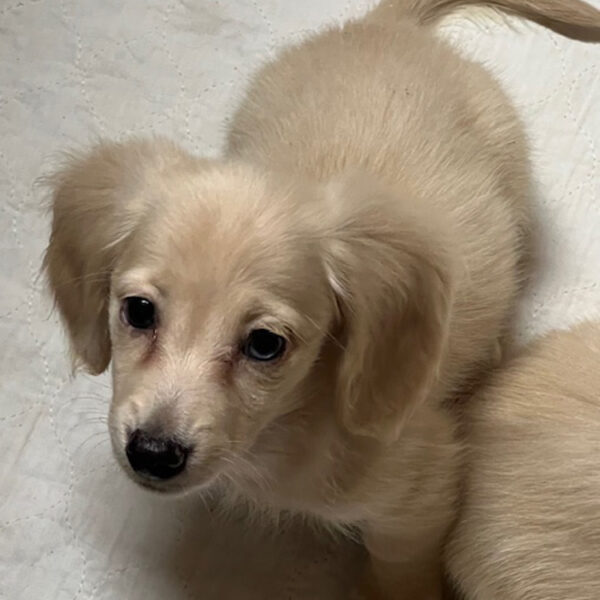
[368, 0, 600, 42]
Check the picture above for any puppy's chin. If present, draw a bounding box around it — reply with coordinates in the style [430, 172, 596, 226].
[127, 474, 193, 496]
[123, 465, 220, 497]
[129, 475, 184, 495]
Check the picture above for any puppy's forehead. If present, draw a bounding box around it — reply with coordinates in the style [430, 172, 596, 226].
[130, 165, 326, 300]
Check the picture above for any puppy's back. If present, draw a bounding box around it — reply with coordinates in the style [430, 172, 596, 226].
[447, 322, 600, 600]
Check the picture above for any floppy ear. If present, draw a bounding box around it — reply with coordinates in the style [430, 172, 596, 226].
[43, 138, 193, 374]
[322, 175, 456, 441]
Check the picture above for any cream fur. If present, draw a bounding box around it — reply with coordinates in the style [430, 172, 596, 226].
[447, 322, 600, 600]
[43, 0, 600, 598]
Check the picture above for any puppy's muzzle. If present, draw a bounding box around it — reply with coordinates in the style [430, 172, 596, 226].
[125, 429, 190, 480]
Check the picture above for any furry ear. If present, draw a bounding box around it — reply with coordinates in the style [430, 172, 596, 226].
[43, 138, 194, 374]
[322, 174, 456, 441]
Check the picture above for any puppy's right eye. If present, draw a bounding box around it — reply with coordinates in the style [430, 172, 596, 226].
[122, 297, 156, 330]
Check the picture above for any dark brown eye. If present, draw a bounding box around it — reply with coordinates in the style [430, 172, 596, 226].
[122, 297, 156, 330]
[243, 329, 286, 362]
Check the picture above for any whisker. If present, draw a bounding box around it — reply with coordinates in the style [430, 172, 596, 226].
[225, 448, 272, 493]
[71, 430, 110, 456]
[78, 437, 113, 461]
[74, 417, 108, 426]
[62, 399, 109, 411]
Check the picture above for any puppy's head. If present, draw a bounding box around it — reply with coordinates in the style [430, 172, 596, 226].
[44, 139, 454, 494]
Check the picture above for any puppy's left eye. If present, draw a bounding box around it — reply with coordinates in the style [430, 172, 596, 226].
[243, 329, 286, 362]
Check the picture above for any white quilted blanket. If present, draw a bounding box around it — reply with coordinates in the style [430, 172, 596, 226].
[1, 1, 599, 599]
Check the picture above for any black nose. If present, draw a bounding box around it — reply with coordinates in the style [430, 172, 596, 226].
[125, 429, 189, 480]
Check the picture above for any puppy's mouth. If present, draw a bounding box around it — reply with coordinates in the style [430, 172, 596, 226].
[120, 453, 222, 495]
[130, 474, 184, 494]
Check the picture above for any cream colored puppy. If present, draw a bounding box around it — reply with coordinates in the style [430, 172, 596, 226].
[447, 322, 600, 600]
[44, 1, 600, 598]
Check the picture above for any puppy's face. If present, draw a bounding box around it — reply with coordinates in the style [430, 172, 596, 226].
[44, 140, 453, 495]
[106, 167, 335, 491]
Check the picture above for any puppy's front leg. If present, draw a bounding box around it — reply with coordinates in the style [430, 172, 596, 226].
[359, 525, 444, 600]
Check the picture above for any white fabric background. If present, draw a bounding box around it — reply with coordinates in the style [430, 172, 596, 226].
[1, 1, 599, 598]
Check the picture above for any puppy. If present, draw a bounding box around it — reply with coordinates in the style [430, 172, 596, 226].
[446, 322, 600, 600]
[43, 1, 600, 598]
